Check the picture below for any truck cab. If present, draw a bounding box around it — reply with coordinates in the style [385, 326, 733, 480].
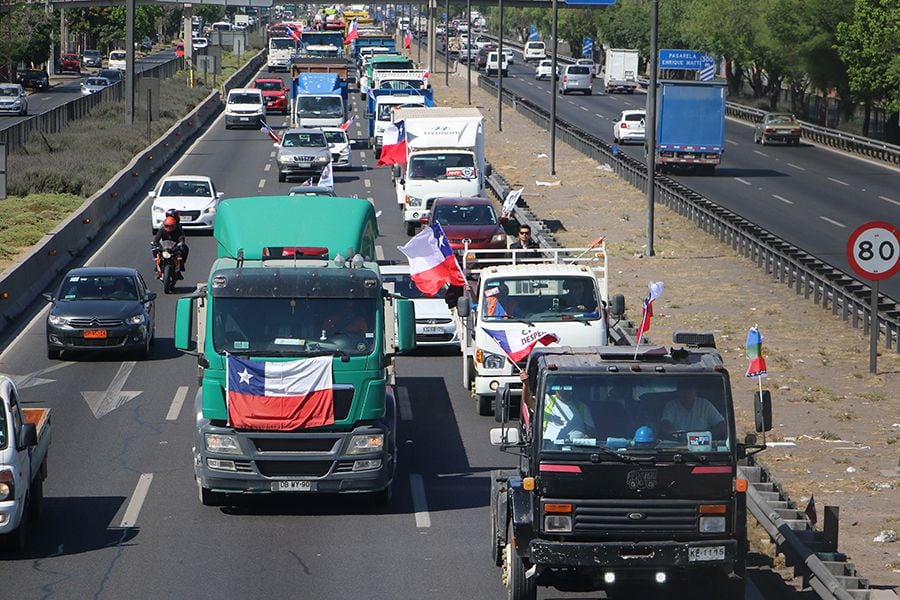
[366, 87, 434, 156]
[489, 339, 772, 598]
[267, 37, 298, 72]
[294, 72, 347, 128]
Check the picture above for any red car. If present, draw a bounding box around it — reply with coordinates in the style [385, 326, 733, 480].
[58, 53, 81, 75]
[253, 78, 289, 115]
[426, 197, 507, 252]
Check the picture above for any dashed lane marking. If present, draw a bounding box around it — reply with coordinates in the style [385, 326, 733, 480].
[410, 474, 431, 528]
[820, 216, 846, 228]
[827, 177, 849, 186]
[375, 245, 384, 260]
[772, 194, 793, 204]
[263, 163, 271, 171]
[786, 162, 805, 171]
[753, 150, 768, 157]
[734, 177, 751, 186]
[258, 178, 266, 188]
[166, 386, 189, 421]
[364, 179, 372, 188]
[118, 473, 153, 528]
[880, 195, 900, 206]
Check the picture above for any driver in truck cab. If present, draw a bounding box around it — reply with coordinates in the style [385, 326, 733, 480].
[484, 282, 519, 318]
[540, 380, 596, 448]
[660, 380, 726, 439]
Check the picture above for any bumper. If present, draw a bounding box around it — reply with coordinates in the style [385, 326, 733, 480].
[264, 100, 287, 113]
[0, 500, 23, 534]
[46, 323, 151, 352]
[0, 106, 26, 115]
[267, 60, 290, 70]
[763, 133, 800, 142]
[331, 153, 352, 168]
[618, 132, 645, 143]
[152, 213, 215, 231]
[403, 207, 430, 224]
[225, 114, 264, 127]
[529, 539, 739, 573]
[475, 373, 520, 397]
[278, 162, 328, 178]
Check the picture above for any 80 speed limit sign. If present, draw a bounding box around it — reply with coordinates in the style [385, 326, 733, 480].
[846, 221, 899, 281]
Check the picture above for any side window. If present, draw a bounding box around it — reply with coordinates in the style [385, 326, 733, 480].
[136, 273, 148, 298]
[9, 390, 23, 443]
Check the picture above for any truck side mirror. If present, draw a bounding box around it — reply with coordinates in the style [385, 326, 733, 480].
[19, 423, 37, 450]
[395, 298, 417, 353]
[490, 426, 520, 446]
[609, 293, 625, 318]
[497, 382, 511, 423]
[392, 164, 401, 178]
[754, 390, 772, 433]
[456, 296, 470, 317]
[174, 297, 194, 351]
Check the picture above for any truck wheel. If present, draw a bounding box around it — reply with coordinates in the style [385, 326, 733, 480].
[477, 394, 493, 416]
[28, 477, 43, 521]
[405, 222, 417, 236]
[505, 519, 537, 600]
[490, 494, 504, 566]
[463, 356, 475, 391]
[197, 481, 226, 507]
[278, 172, 286, 183]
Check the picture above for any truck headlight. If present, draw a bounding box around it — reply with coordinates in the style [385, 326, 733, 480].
[125, 313, 146, 325]
[406, 196, 422, 207]
[699, 516, 726, 533]
[482, 352, 506, 369]
[205, 433, 242, 455]
[48, 314, 67, 326]
[347, 434, 384, 455]
[0, 469, 14, 501]
[544, 515, 572, 533]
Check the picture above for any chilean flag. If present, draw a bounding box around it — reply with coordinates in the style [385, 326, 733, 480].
[404, 29, 412, 49]
[482, 327, 559, 363]
[639, 281, 664, 334]
[260, 121, 281, 143]
[340, 115, 356, 131]
[344, 17, 359, 44]
[397, 222, 466, 296]
[226, 355, 334, 430]
[376, 119, 407, 166]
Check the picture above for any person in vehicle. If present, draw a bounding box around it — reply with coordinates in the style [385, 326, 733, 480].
[660, 380, 726, 439]
[484, 282, 518, 318]
[541, 381, 596, 447]
[161, 208, 190, 270]
[560, 278, 597, 313]
[509, 224, 539, 250]
[152, 216, 187, 278]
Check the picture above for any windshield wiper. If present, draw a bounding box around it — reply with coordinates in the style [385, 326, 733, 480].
[590, 447, 652, 463]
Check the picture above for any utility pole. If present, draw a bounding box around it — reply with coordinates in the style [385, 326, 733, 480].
[125, 0, 135, 125]
[497, 0, 503, 131]
[645, 0, 659, 256]
[548, 0, 558, 175]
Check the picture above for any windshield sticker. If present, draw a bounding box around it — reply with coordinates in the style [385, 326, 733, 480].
[445, 167, 475, 178]
[484, 287, 500, 297]
[274, 338, 304, 346]
[233, 341, 249, 350]
[687, 432, 712, 451]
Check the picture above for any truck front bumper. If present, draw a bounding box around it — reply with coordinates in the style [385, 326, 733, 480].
[0, 500, 24, 534]
[475, 374, 520, 397]
[530, 538, 739, 572]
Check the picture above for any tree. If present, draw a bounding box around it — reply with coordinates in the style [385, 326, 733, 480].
[0, 4, 53, 75]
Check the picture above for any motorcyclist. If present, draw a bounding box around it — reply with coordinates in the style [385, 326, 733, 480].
[152, 216, 186, 279]
[160, 209, 190, 271]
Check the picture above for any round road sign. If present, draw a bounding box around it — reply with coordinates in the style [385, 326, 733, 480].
[845, 221, 900, 281]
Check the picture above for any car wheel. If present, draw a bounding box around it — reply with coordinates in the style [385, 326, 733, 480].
[477, 394, 493, 416]
[761, 136, 767, 146]
[586, 90, 592, 96]
[278, 172, 286, 183]
[405, 222, 417, 236]
[47, 347, 61, 360]
[136, 335, 151, 360]
[225, 124, 231, 130]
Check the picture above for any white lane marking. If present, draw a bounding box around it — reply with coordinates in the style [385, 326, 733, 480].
[568, 100, 576, 105]
[580, 106, 588, 112]
[375, 245, 384, 260]
[734, 177, 751, 186]
[119, 473, 153, 528]
[364, 178, 372, 188]
[397, 386, 412, 421]
[786, 162, 805, 171]
[772, 194, 793, 205]
[258, 178, 266, 188]
[359, 151, 366, 159]
[270, 151, 276, 158]
[595, 113, 604, 118]
[820, 216, 846, 228]
[753, 150, 768, 157]
[10, 362, 72, 389]
[410, 474, 431, 528]
[81, 361, 142, 418]
[827, 177, 849, 186]
[263, 163, 271, 172]
[880, 195, 900, 206]
[166, 386, 189, 421]
[726, 139, 739, 146]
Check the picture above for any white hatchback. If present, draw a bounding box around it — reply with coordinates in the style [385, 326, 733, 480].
[150, 175, 224, 233]
[612, 109, 646, 144]
[535, 59, 554, 81]
[380, 264, 459, 348]
[321, 127, 352, 170]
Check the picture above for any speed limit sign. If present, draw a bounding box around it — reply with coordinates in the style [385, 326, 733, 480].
[846, 221, 900, 281]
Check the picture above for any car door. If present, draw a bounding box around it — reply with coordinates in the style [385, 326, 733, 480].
[7, 388, 30, 517]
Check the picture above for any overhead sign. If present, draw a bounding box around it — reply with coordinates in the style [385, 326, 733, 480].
[582, 36, 593, 58]
[659, 49, 705, 70]
[846, 221, 900, 281]
[562, 0, 616, 5]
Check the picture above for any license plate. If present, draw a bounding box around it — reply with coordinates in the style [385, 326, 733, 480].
[84, 329, 107, 339]
[239, 116, 249, 121]
[297, 163, 311, 168]
[181, 215, 194, 222]
[683, 154, 696, 159]
[689, 546, 725, 562]
[274, 480, 314, 492]
[422, 326, 444, 333]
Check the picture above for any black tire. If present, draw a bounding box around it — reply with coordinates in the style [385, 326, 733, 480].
[586, 90, 592, 96]
[506, 519, 536, 600]
[163, 264, 175, 294]
[374, 147, 382, 159]
[371, 483, 393, 505]
[47, 347, 60, 360]
[465, 356, 476, 391]
[28, 477, 43, 521]
[278, 172, 286, 183]
[197, 481, 226, 507]
[405, 222, 417, 236]
[225, 124, 231, 130]
[490, 492, 504, 566]
[136, 334, 151, 360]
[477, 394, 493, 416]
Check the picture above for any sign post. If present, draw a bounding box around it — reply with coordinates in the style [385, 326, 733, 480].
[845, 221, 900, 374]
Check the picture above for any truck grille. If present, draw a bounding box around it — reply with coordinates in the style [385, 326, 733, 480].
[256, 460, 332, 477]
[253, 437, 341, 453]
[564, 498, 699, 534]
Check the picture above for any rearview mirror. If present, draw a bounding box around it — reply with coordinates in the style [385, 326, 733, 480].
[497, 383, 511, 423]
[19, 423, 37, 450]
[754, 390, 772, 433]
[392, 164, 401, 178]
[490, 426, 520, 446]
[456, 296, 470, 317]
[42, 293, 53, 302]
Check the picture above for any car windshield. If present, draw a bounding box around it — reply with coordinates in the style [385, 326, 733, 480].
[377, 102, 421, 120]
[212, 297, 377, 356]
[159, 180, 212, 197]
[407, 153, 475, 179]
[433, 203, 496, 226]
[110, 51, 126, 60]
[0, 401, 6, 449]
[568, 66, 590, 75]
[255, 81, 283, 91]
[379, 80, 425, 90]
[99, 70, 120, 80]
[281, 132, 327, 148]
[84, 50, 101, 57]
[323, 130, 347, 144]
[481, 276, 600, 322]
[383, 273, 428, 298]
[298, 96, 343, 117]
[0, 87, 18, 97]
[372, 61, 414, 71]
[60, 275, 138, 301]
[537, 373, 732, 455]
[229, 93, 261, 104]
[86, 78, 108, 86]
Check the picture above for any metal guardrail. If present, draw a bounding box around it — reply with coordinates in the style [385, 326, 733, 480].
[0, 55, 184, 153]
[477, 74, 899, 356]
[482, 34, 900, 165]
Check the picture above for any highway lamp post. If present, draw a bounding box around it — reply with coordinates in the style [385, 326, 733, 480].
[466, 0, 471, 104]
[645, 0, 659, 256]
[445, 0, 449, 87]
[497, 0, 503, 131]
[417, 2, 422, 63]
[124, 0, 135, 125]
[548, 0, 558, 175]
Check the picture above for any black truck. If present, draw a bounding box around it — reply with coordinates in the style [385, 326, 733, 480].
[489, 334, 771, 599]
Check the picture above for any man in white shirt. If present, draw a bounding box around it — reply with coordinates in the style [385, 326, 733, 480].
[661, 381, 726, 439]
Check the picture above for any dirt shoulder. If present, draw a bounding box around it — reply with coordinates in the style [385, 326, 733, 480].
[433, 65, 900, 587]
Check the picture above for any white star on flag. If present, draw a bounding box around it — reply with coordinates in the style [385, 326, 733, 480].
[238, 368, 253, 384]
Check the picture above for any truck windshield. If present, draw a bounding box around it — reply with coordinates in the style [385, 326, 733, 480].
[538, 373, 732, 455]
[407, 153, 475, 180]
[373, 62, 414, 71]
[269, 38, 297, 50]
[377, 101, 422, 121]
[481, 276, 599, 321]
[212, 297, 377, 357]
[298, 96, 343, 118]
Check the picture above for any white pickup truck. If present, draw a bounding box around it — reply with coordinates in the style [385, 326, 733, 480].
[0, 375, 50, 552]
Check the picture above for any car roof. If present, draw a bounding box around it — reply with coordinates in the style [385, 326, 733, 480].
[432, 196, 493, 206]
[162, 175, 213, 183]
[283, 128, 325, 135]
[65, 266, 139, 278]
[254, 78, 282, 83]
[621, 109, 645, 116]
[320, 126, 348, 133]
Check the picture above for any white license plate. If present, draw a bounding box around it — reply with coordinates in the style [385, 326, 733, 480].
[239, 116, 249, 121]
[422, 326, 444, 333]
[274, 480, 314, 492]
[181, 215, 194, 222]
[689, 546, 725, 562]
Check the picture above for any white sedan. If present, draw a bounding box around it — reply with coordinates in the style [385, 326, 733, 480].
[380, 264, 459, 348]
[80, 77, 111, 95]
[321, 127, 352, 170]
[612, 109, 646, 144]
[149, 175, 224, 233]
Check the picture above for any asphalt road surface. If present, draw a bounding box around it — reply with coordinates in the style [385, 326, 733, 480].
[0, 63, 807, 599]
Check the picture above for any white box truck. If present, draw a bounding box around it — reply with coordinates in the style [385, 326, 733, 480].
[268, 37, 298, 72]
[393, 107, 489, 236]
[603, 48, 640, 94]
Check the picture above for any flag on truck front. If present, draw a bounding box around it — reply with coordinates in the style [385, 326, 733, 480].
[482, 327, 558, 363]
[226, 355, 334, 430]
[745, 325, 768, 378]
[344, 17, 359, 44]
[261, 121, 281, 143]
[397, 222, 466, 296]
[376, 120, 407, 166]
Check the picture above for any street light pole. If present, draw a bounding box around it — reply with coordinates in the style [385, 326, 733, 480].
[549, 0, 558, 175]
[467, 0, 471, 104]
[445, 0, 449, 86]
[645, 0, 659, 256]
[497, 0, 503, 131]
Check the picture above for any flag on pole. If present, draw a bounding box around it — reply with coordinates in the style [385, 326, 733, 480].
[397, 222, 466, 296]
[317, 163, 334, 190]
[804, 495, 817, 527]
[528, 24, 539, 42]
[299, 176, 314, 187]
[745, 325, 768, 378]
[501, 188, 524, 218]
[288, 27, 301, 41]
[376, 120, 407, 166]
[404, 29, 412, 49]
[226, 355, 334, 430]
[339, 115, 356, 131]
[640, 281, 664, 333]
[260, 121, 281, 143]
[344, 17, 359, 44]
[482, 327, 558, 363]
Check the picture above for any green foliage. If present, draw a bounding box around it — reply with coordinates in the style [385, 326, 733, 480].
[836, 0, 900, 105]
[195, 5, 227, 25]
[0, 5, 53, 69]
[0, 194, 85, 261]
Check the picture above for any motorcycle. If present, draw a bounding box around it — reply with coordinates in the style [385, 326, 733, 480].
[152, 240, 183, 294]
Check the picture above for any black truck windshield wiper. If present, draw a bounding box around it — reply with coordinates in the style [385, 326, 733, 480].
[590, 447, 652, 463]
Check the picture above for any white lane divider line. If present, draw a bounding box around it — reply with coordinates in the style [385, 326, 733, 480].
[786, 162, 805, 171]
[410, 474, 431, 528]
[270, 151, 276, 158]
[364, 178, 372, 188]
[397, 386, 412, 421]
[359, 151, 367, 159]
[820, 216, 846, 228]
[726, 139, 739, 146]
[595, 113, 604, 118]
[753, 150, 768, 157]
[166, 386, 189, 421]
[119, 473, 153, 528]
[827, 177, 849, 186]
[263, 163, 271, 172]
[880, 195, 900, 206]
[734, 177, 751, 186]
[375, 245, 384, 260]
[580, 106, 588, 112]
[258, 178, 266, 188]
[772, 194, 793, 205]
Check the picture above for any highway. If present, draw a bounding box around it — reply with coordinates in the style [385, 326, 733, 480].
[484, 50, 900, 301]
[0, 63, 803, 599]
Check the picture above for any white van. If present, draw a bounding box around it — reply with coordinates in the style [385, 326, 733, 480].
[224, 88, 265, 129]
[523, 41, 546, 63]
[108, 50, 127, 71]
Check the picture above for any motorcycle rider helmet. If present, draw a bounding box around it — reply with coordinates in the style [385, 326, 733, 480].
[163, 216, 177, 232]
[633, 425, 656, 446]
[165, 208, 180, 222]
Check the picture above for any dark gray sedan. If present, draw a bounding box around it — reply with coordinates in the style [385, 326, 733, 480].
[44, 267, 156, 360]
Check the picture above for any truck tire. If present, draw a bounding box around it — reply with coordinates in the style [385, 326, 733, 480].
[505, 519, 537, 600]
[278, 172, 286, 183]
[28, 477, 43, 521]
[490, 492, 504, 566]
[405, 222, 417, 236]
[197, 481, 227, 507]
[477, 394, 493, 416]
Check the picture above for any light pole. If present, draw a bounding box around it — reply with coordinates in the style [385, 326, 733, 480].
[497, 0, 503, 131]
[645, 0, 658, 256]
[445, 0, 449, 86]
[548, 0, 558, 175]
[466, 0, 471, 104]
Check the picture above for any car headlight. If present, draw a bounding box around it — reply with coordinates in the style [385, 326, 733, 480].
[152, 205, 165, 213]
[125, 313, 146, 325]
[12, 100, 21, 107]
[314, 156, 329, 164]
[205, 433, 242, 455]
[544, 515, 572, 532]
[699, 516, 726, 533]
[406, 196, 422, 207]
[277, 155, 290, 164]
[203, 206, 216, 214]
[482, 352, 506, 369]
[491, 233, 506, 243]
[347, 434, 384, 455]
[339, 147, 350, 156]
[48, 314, 67, 326]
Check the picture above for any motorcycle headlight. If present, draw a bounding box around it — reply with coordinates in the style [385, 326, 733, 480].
[48, 314, 67, 326]
[205, 433, 242, 455]
[162, 250, 172, 259]
[482, 352, 506, 370]
[125, 313, 146, 325]
[347, 434, 384, 455]
[314, 156, 329, 164]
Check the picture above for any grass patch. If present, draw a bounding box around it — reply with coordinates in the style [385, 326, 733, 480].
[0, 194, 86, 261]
[802, 385, 840, 403]
[833, 411, 856, 422]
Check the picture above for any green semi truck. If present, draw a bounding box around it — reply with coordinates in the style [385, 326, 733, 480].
[175, 196, 416, 505]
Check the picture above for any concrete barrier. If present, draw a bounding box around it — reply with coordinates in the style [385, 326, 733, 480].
[0, 48, 267, 337]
